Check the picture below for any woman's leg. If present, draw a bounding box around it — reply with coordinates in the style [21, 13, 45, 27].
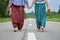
[35, 3, 41, 32]
[35, 3, 46, 32]
[40, 3, 46, 32]
[11, 6, 18, 28]
[11, 6, 19, 32]
[36, 18, 40, 29]
[17, 6, 24, 30]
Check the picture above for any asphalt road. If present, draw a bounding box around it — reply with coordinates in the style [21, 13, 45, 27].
[0, 18, 60, 40]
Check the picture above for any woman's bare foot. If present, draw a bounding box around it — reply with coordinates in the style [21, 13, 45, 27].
[42, 28, 44, 32]
[37, 29, 41, 32]
[18, 30, 21, 32]
[41, 26, 44, 32]
[14, 30, 17, 32]
[14, 28, 17, 32]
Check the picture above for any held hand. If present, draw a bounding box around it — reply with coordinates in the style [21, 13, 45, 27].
[29, 6, 32, 9]
[27, 6, 30, 9]
[27, 5, 32, 9]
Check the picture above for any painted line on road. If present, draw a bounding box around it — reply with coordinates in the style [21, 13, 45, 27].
[28, 32, 37, 40]
[28, 24, 32, 26]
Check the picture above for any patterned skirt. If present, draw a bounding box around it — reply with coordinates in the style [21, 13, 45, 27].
[35, 3, 46, 29]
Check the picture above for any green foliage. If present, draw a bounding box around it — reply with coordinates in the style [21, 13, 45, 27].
[47, 12, 60, 22]
[58, 5, 60, 13]
[24, 12, 36, 19]
[0, 12, 60, 23]
[58, 9, 60, 13]
[25, 12, 60, 22]
[0, 0, 9, 17]
[0, 17, 11, 23]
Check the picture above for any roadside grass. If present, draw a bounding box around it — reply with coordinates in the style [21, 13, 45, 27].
[0, 17, 11, 23]
[47, 13, 60, 22]
[0, 13, 60, 23]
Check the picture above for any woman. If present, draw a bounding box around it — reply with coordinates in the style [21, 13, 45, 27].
[8, 0, 29, 32]
[29, 0, 50, 32]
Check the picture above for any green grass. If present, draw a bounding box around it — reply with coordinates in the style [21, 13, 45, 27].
[25, 13, 60, 22]
[24, 13, 35, 19]
[0, 17, 11, 23]
[46, 13, 60, 22]
[0, 13, 60, 23]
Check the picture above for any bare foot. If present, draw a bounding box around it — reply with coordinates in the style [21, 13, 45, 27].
[14, 30, 17, 32]
[14, 28, 18, 32]
[37, 29, 41, 32]
[18, 30, 21, 32]
[42, 28, 44, 32]
[41, 26, 44, 32]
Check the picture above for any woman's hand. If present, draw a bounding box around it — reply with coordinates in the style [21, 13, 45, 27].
[46, 7, 51, 16]
[27, 4, 30, 9]
[27, 0, 36, 9]
[28, 6, 32, 9]
[47, 7, 50, 10]
[27, 4, 32, 9]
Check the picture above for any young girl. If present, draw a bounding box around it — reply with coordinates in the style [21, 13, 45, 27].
[8, 0, 29, 32]
[29, 0, 50, 32]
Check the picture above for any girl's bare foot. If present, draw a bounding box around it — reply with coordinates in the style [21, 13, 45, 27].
[41, 26, 44, 32]
[18, 30, 21, 32]
[14, 28, 17, 32]
[14, 30, 17, 32]
[42, 28, 44, 32]
[37, 29, 41, 32]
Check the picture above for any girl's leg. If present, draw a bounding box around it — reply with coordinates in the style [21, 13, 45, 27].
[17, 6, 24, 30]
[35, 3, 41, 32]
[11, 6, 19, 32]
[41, 3, 46, 32]
[36, 18, 40, 29]
[41, 17, 46, 32]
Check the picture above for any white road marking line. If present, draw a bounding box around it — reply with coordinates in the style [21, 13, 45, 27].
[28, 32, 37, 40]
[28, 24, 32, 26]
[28, 18, 32, 26]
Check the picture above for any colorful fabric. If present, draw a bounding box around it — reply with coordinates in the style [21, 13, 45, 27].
[11, 5, 24, 30]
[35, 3, 46, 29]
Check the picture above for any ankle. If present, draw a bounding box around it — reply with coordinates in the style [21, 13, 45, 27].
[14, 27, 18, 30]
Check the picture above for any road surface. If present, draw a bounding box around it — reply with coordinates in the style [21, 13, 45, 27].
[0, 18, 60, 40]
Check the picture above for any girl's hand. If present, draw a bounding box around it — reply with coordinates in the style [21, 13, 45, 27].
[27, 5, 32, 9]
[27, 5, 30, 9]
[47, 7, 50, 11]
[29, 6, 32, 9]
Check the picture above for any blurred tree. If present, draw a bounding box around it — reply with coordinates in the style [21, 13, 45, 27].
[0, 0, 9, 17]
[58, 5, 60, 13]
